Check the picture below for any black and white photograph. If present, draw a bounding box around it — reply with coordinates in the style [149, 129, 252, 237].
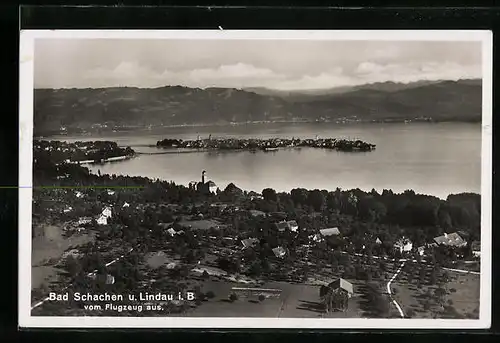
[19, 30, 492, 329]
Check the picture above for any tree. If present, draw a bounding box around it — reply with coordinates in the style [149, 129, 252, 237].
[249, 262, 262, 277]
[183, 250, 196, 264]
[258, 294, 266, 302]
[262, 188, 278, 202]
[438, 207, 453, 229]
[64, 256, 83, 278]
[229, 293, 238, 302]
[307, 190, 325, 212]
[291, 188, 308, 206]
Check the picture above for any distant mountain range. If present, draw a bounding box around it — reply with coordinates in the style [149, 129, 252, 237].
[34, 79, 482, 135]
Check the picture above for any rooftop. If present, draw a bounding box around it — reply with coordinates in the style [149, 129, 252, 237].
[328, 278, 354, 295]
[319, 227, 341, 236]
[433, 232, 466, 247]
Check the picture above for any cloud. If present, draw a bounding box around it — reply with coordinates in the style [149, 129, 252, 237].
[82, 62, 287, 89]
[351, 61, 481, 85]
[74, 60, 481, 90]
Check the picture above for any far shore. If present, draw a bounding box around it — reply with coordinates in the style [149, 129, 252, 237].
[34, 119, 481, 139]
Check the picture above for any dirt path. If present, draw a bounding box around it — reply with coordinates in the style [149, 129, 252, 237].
[31, 247, 135, 311]
[387, 262, 405, 318]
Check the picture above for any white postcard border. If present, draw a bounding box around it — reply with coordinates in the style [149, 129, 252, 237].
[19, 29, 493, 329]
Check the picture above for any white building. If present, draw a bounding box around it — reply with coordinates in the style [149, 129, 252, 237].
[97, 215, 108, 225]
[101, 207, 112, 218]
[287, 220, 299, 232]
[77, 217, 92, 225]
[272, 246, 287, 258]
[319, 227, 341, 237]
[394, 238, 413, 253]
[309, 233, 323, 243]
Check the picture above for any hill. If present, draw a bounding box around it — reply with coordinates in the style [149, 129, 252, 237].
[33, 79, 482, 135]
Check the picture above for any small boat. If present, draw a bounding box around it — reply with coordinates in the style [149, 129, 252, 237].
[263, 147, 279, 152]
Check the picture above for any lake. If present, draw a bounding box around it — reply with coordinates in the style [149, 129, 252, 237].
[48, 122, 482, 199]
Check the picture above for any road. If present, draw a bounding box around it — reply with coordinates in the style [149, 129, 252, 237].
[386, 262, 406, 318]
[30, 247, 135, 311]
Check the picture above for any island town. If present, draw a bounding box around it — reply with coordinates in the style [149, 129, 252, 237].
[156, 136, 376, 152]
[31, 139, 480, 319]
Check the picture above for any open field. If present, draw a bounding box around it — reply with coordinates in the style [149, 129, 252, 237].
[32, 224, 96, 289]
[182, 280, 363, 318]
[144, 251, 179, 269]
[390, 264, 479, 319]
[444, 273, 480, 318]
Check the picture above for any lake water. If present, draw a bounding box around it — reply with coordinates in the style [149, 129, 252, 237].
[49, 122, 482, 199]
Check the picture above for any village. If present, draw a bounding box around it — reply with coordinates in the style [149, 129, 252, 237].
[34, 140, 136, 165]
[156, 136, 376, 152]
[31, 146, 481, 319]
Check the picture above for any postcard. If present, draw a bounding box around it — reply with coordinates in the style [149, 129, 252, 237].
[19, 29, 492, 329]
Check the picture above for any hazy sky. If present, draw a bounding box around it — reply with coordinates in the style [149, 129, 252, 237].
[34, 39, 482, 90]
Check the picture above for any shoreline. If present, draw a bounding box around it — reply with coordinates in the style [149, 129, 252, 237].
[34, 120, 481, 139]
[83, 167, 478, 201]
[64, 154, 136, 165]
[156, 137, 376, 152]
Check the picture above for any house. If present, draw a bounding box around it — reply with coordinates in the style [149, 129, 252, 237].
[471, 241, 480, 257]
[375, 237, 382, 245]
[275, 221, 288, 232]
[63, 206, 73, 213]
[309, 233, 323, 243]
[77, 217, 92, 225]
[417, 243, 438, 256]
[62, 249, 80, 259]
[433, 232, 467, 247]
[68, 226, 86, 233]
[319, 227, 341, 237]
[89, 273, 115, 285]
[166, 262, 178, 269]
[248, 191, 263, 200]
[167, 228, 176, 237]
[272, 246, 286, 258]
[320, 278, 354, 313]
[105, 274, 115, 285]
[249, 210, 266, 218]
[394, 238, 413, 253]
[196, 171, 218, 194]
[107, 190, 115, 196]
[122, 202, 130, 208]
[101, 207, 112, 218]
[287, 220, 299, 232]
[75, 191, 84, 198]
[206, 181, 218, 193]
[241, 238, 259, 249]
